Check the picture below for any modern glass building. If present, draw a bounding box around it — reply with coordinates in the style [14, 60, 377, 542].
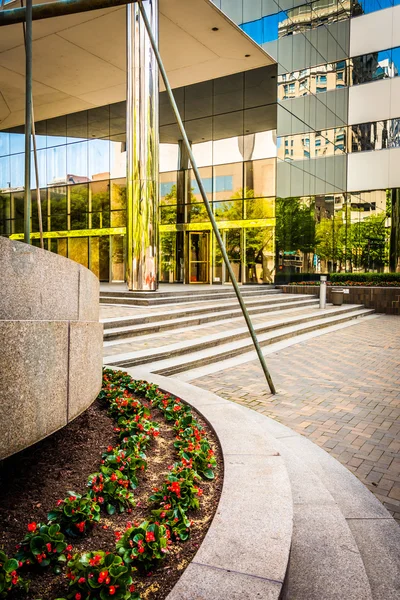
[0, 0, 399, 283]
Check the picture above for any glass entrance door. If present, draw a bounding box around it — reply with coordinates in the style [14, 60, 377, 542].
[188, 232, 210, 283]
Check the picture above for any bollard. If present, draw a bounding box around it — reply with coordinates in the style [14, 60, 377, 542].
[320, 275, 327, 309]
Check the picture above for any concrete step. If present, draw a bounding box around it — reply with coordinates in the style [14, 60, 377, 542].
[100, 284, 276, 299]
[100, 288, 282, 306]
[103, 298, 320, 341]
[101, 293, 318, 330]
[104, 306, 374, 372]
[258, 417, 400, 600]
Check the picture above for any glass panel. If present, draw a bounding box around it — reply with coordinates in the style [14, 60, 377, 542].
[0, 156, 10, 191]
[190, 167, 212, 202]
[189, 232, 209, 283]
[69, 237, 89, 268]
[89, 138, 110, 180]
[214, 72, 244, 115]
[187, 202, 208, 222]
[91, 179, 110, 229]
[13, 192, 24, 234]
[245, 159, 276, 197]
[245, 197, 275, 219]
[110, 179, 126, 210]
[10, 154, 24, 189]
[352, 49, 392, 85]
[0, 132, 10, 157]
[67, 141, 88, 181]
[160, 172, 177, 204]
[225, 229, 242, 283]
[50, 186, 67, 231]
[245, 227, 275, 283]
[276, 197, 317, 277]
[111, 210, 126, 227]
[160, 204, 177, 224]
[90, 236, 110, 281]
[32, 188, 48, 233]
[50, 238, 67, 257]
[214, 199, 243, 220]
[389, 118, 400, 148]
[70, 184, 89, 230]
[0, 192, 11, 235]
[88, 106, 110, 139]
[213, 163, 242, 201]
[9, 127, 25, 154]
[212, 231, 223, 283]
[185, 80, 213, 120]
[109, 134, 126, 179]
[160, 144, 179, 172]
[160, 232, 176, 283]
[47, 145, 67, 186]
[111, 235, 125, 281]
[110, 102, 126, 136]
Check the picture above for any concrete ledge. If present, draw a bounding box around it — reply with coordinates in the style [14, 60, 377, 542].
[115, 367, 293, 600]
[0, 238, 103, 460]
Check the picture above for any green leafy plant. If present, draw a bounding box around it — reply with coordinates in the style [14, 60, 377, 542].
[101, 446, 147, 483]
[66, 551, 139, 600]
[48, 492, 101, 537]
[15, 522, 67, 571]
[0, 550, 29, 597]
[88, 468, 136, 515]
[116, 521, 170, 573]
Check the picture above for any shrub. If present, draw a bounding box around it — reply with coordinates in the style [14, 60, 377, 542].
[66, 551, 139, 600]
[87, 468, 136, 515]
[15, 523, 67, 571]
[330, 272, 400, 284]
[0, 550, 29, 597]
[116, 521, 170, 573]
[101, 446, 147, 483]
[48, 493, 101, 537]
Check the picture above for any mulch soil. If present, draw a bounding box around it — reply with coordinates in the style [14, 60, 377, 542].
[0, 393, 223, 600]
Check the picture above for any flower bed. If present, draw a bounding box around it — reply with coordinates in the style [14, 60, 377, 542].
[0, 369, 222, 600]
[291, 280, 400, 287]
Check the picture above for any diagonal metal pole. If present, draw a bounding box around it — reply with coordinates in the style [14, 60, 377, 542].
[20, 0, 44, 249]
[23, 0, 32, 245]
[137, 0, 276, 394]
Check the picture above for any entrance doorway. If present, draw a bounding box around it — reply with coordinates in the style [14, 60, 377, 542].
[188, 231, 210, 283]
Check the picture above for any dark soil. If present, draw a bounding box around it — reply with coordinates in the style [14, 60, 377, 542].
[0, 394, 223, 600]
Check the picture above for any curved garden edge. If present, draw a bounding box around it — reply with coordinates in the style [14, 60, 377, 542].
[106, 366, 294, 600]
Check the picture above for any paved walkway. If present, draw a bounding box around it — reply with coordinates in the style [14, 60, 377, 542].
[190, 315, 400, 522]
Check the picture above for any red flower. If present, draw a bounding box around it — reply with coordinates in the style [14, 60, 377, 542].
[145, 531, 155, 543]
[109, 586, 116, 595]
[46, 543, 52, 553]
[75, 594, 81, 600]
[76, 521, 85, 533]
[66, 545, 73, 552]
[27, 522, 37, 532]
[78, 577, 86, 584]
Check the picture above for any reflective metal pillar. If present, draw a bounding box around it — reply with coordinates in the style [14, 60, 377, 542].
[126, 0, 159, 290]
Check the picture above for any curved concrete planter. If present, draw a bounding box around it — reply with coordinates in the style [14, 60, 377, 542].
[117, 367, 293, 600]
[0, 238, 103, 460]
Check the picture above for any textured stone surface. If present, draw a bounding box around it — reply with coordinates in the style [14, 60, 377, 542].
[166, 563, 282, 600]
[193, 454, 292, 582]
[1, 238, 102, 459]
[287, 505, 372, 600]
[78, 265, 100, 322]
[68, 321, 103, 420]
[347, 519, 400, 600]
[0, 321, 69, 459]
[0, 237, 99, 321]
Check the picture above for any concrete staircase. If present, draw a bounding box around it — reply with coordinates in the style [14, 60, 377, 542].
[123, 370, 400, 600]
[101, 287, 375, 375]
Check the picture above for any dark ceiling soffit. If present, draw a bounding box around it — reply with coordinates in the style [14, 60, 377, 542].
[0, 0, 137, 26]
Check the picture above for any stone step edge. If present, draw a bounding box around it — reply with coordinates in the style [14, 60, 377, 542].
[99, 290, 282, 306]
[103, 300, 320, 340]
[256, 416, 400, 600]
[101, 294, 317, 328]
[106, 367, 294, 600]
[151, 310, 374, 376]
[99, 286, 277, 299]
[103, 306, 372, 367]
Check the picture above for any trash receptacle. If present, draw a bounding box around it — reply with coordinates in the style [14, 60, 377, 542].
[331, 288, 344, 306]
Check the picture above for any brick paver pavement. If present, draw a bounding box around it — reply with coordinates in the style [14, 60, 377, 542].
[191, 315, 400, 522]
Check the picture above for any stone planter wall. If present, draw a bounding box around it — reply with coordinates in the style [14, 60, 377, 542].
[0, 237, 103, 460]
[280, 285, 400, 315]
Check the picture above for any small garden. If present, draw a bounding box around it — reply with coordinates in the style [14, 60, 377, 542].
[0, 368, 222, 600]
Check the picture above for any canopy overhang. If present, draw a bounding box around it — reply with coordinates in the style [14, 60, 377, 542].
[0, 0, 275, 130]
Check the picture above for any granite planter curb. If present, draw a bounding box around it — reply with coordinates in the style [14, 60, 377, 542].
[0, 238, 103, 460]
[107, 366, 293, 600]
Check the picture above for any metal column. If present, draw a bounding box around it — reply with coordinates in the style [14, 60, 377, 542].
[126, 0, 159, 290]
